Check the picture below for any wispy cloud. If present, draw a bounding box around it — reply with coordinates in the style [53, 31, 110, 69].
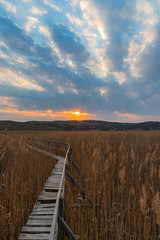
[66, 13, 83, 27]
[0, 0, 16, 13]
[25, 16, 39, 33]
[43, 0, 61, 12]
[31, 6, 47, 16]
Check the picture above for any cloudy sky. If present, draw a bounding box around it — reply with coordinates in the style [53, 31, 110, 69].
[0, 0, 160, 122]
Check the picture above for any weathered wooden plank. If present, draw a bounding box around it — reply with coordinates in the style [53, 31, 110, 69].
[51, 171, 63, 174]
[43, 186, 59, 191]
[46, 176, 62, 179]
[43, 187, 59, 191]
[33, 204, 55, 209]
[19, 233, 50, 240]
[29, 215, 53, 220]
[38, 191, 58, 201]
[32, 208, 55, 213]
[44, 183, 60, 186]
[46, 179, 62, 183]
[31, 210, 54, 215]
[21, 226, 51, 233]
[53, 169, 63, 172]
[49, 173, 62, 177]
[54, 163, 64, 166]
[26, 219, 52, 226]
[48, 172, 62, 176]
[44, 184, 61, 188]
[46, 177, 62, 182]
[44, 181, 61, 185]
[33, 203, 55, 209]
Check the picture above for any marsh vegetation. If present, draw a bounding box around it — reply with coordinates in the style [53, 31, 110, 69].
[0, 131, 160, 239]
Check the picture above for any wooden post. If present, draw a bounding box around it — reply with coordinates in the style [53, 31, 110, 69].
[58, 197, 64, 240]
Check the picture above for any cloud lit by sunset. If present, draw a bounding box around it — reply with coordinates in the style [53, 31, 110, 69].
[0, 0, 160, 122]
[0, 107, 90, 121]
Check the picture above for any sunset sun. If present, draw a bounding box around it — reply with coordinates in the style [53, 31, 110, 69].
[65, 110, 90, 120]
[72, 111, 81, 116]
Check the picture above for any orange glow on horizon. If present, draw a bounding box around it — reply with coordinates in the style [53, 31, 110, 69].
[0, 108, 91, 121]
[72, 111, 80, 116]
[64, 110, 90, 120]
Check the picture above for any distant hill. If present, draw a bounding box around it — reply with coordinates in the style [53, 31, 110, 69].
[0, 120, 160, 131]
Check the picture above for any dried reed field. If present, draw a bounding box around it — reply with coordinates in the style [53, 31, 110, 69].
[0, 134, 56, 240]
[1, 131, 160, 239]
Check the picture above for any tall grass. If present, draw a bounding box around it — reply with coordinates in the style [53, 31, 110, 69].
[0, 134, 56, 240]
[1, 131, 160, 239]
[64, 131, 160, 239]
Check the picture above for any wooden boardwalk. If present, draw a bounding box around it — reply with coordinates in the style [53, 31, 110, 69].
[19, 156, 65, 240]
[17, 139, 77, 240]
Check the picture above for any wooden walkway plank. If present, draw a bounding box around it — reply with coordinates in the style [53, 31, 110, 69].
[26, 219, 52, 226]
[33, 203, 55, 209]
[21, 226, 51, 233]
[29, 215, 53, 220]
[31, 210, 54, 215]
[43, 187, 59, 191]
[38, 191, 58, 202]
[19, 233, 50, 240]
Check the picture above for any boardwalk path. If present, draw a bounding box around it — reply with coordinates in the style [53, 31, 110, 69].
[19, 154, 66, 240]
[17, 138, 78, 240]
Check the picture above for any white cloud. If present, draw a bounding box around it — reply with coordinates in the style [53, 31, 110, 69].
[128, 91, 139, 98]
[43, 0, 61, 12]
[0, 41, 8, 49]
[67, 59, 77, 70]
[82, 28, 97, 38]
[68, 0, 80, 11]
[99, 88, 108, 95]
[66, 13, 83, 27]
[25, 17, 39, 33]
[98, 26, 106, 40]
[136, 0, 154, 18]
[87, 56, 110, 78]
[128, 41, 140, 55]
[0, 0, 16, 13]
[141, 27, 157, 45]
[79, 0, 108, 41]
[39, 25, 51, 39]
[0, 67, 44, 91]
[114, 111, 141, 122]
[57, 86, 64, 94]
[113, 72, 127, 84]
[0, 96, 18, 108]
[31, 6, 47, 16]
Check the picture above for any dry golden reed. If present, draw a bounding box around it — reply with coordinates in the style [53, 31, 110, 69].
[1, 131, 160, 239]
[0, 134, 56, 240]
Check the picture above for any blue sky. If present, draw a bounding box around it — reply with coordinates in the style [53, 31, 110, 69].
[0, 0, 160, 122]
